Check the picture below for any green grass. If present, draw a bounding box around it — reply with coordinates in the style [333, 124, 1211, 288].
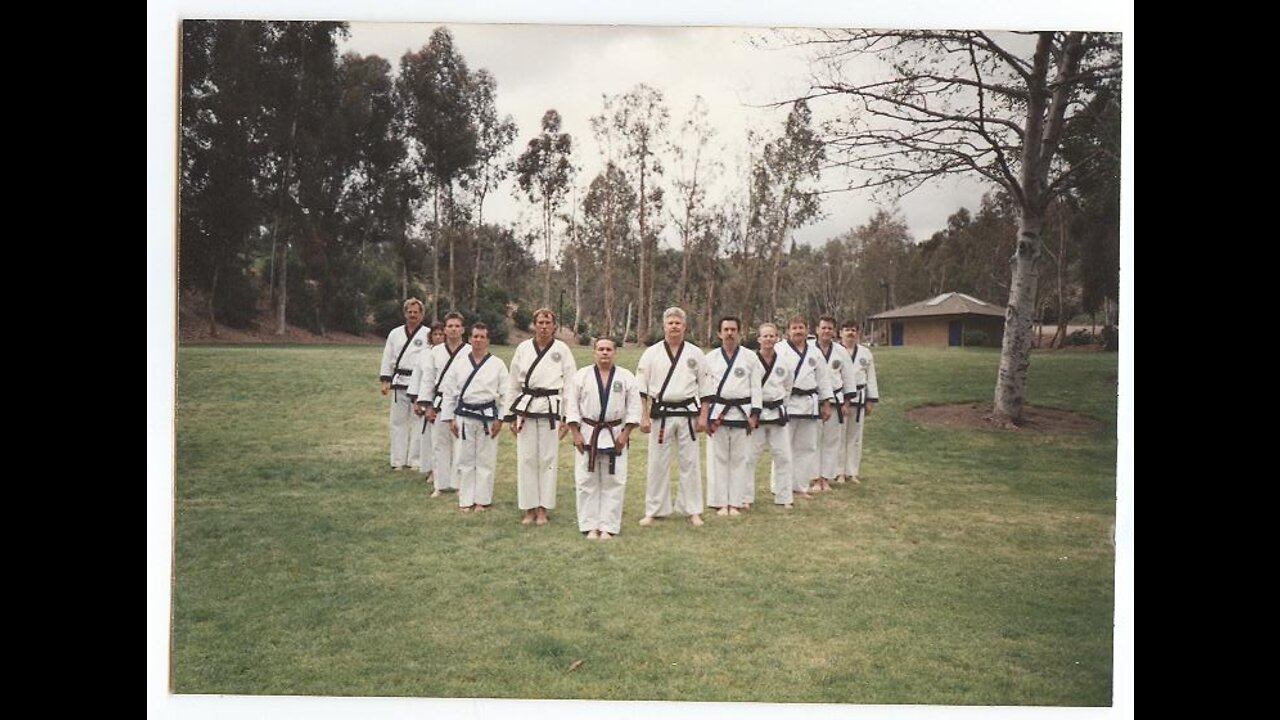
[173, 343, 1117, 704]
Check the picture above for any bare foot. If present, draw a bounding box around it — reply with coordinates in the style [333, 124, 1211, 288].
[460, 506, 473, 512]
[522, 510, 535, 525]
[535, 508, 549, 526]
[728, 507, 741, 517]
[782, 503, 794, 509]
[688, 514, 705, 527]
[638, 516, 655, 527]
[850, 475, 862, 485]
[475, 504, 487, 512]
[430, 489, 442, 498]
[598, 531, 613, 541]
[586, 529, 600, 540]
[716, 507, 729, 517]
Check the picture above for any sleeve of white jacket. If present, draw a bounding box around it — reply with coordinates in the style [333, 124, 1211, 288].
[438, 362, 459, 422]
[750, 352, 763, 414]
[864, 348, 880, 403]
[560, 343, 577, 420]
[565, 369, 585, 425]
[379, 332, 396, 382]
[624, 371, 643, 426]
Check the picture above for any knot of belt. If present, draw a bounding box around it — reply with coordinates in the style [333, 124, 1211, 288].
[582, 417, 623, 473]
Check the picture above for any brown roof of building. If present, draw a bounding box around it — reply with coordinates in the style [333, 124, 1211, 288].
[869, 292, 1005, 320]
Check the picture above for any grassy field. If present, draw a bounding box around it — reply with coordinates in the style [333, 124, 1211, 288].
[173, 343, 1117, 705]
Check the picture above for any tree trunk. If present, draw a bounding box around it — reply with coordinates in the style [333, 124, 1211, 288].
[432, 182, 441, 317]
[637, 162, 649, 345]
[276, 241, 288, 336]
[993, 211, 1042, 424]
[542, 201, 553, 306]
[573, 249, 582, 341]
[1052, 213, 1068, 348]
[207, 264, 219, 338]
[447, 184, 456, 312]
[623, 302, 633, 346]
[705, 276, 714, 347]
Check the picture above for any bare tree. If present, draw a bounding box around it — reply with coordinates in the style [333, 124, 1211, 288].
[792, 29, 1121, 423]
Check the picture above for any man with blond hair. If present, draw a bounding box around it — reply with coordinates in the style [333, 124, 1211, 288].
[505, 308, 577, 526]
[379, 298, 428, 470]
[747, 322, 796, 509]
[636, 306, 708, 527]
[775, 316, 833, 499]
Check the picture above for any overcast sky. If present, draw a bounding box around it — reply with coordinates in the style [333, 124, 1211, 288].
[342, 22, 994, 249]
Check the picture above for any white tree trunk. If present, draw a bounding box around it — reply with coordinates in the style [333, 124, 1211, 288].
[994, 212, 1042, 423]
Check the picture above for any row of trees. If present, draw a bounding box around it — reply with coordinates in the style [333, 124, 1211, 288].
[180, 23, 1121, 423]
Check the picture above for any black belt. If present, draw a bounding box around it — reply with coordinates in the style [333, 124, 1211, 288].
[456, 400, 499, 439]
[760, 398, 789, 426]
[651, 399, 698, 443]
[582, 418, 623, 473]
[510, 387, 562, 428]
[395, 368, 414, 376]
[708, 396, 752, 431]
[791, 387, 818, 396]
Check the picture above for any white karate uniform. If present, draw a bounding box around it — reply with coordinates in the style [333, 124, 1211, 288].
[749, 350, 795, 505]
[415, 341, 469, 491]
[775, 339, 833, 491]
[701, 346, 762, 509]
[817, 342, 856, 480]
[566, 364, 642, 534]
[407, 343, 437, 475]
[841, 343, 880, 479]
[505, 339, 577, 511]
[439, 350, 504, 507]
[379, 323, 430, 468]
[636, 340, 707, 518]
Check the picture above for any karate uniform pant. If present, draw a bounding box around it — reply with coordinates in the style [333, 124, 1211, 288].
[818, 414, 844, 479]
[388, 388, 415, 468]
[515, 417, 559, 510]
[749, 423, 794, 505]
[417, 416, 434, 475]
[644, 418, 703, 517]
[842, 409, 866, 478]
[575, 448, 627, 534]
[432, 415, 458, 491]
[789, 418, 819, 492]
[453, 417, 497, 507]
[707, 426, 751, 508]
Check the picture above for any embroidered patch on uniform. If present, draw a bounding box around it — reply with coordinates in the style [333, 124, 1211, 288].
[551, 351, 562, 362]
[733, 367, 746, 378]
[774, 366, 786, 377]
[832, 359, 842, 369]
[860, 358, 870, 367]
[686, 358, 698, 369]
[413, 338, 424, 346]
[807, 357, 816, 367]
[613, 380, 623, 393]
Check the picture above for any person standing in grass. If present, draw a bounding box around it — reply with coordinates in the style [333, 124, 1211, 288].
[415, 313, 470, 497]
[838, 321, 879, 484]
[701, 316, 761, 516]
[379, 298, 429, 470]
[439, 323, 508, 513]
[408, 322, 445, 483]
[505, 308, 577, 526]
[747, 322, 796, 509]
[775, 316, 833, 501]
[567, 337, 641, 540]
[636, 306, 708, 528]
[813, 315, 856, 493]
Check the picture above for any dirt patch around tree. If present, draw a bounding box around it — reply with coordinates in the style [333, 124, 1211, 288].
[906, 402, 1104, 433]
